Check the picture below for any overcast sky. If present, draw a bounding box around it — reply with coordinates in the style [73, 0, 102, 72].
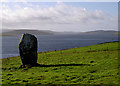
[1, 1, 118, 32]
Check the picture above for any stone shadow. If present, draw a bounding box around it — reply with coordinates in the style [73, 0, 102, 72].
[34, 63, 91, 67]
[19, 63, 91, 68]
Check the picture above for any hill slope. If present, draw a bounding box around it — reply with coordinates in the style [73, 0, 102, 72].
[2, 42, 120, 85]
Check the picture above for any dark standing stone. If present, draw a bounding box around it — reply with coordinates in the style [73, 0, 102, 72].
[19, 33, 37, 66]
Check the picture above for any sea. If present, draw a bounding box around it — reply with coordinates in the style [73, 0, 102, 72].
[1, 33, 119, 58]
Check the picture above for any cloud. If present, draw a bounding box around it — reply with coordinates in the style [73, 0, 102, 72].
[1, 2, 118, 32]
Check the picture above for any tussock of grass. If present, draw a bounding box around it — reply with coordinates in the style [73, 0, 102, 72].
[2, 42, 120, 85]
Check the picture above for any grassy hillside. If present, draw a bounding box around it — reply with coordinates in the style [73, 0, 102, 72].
[2, 42, 120, 85]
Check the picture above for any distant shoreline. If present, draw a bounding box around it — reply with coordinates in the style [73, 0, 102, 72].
[1, 41, 119, 59]
[1, 29, 120, 36]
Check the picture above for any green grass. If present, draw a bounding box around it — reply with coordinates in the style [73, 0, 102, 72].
[2, 42, 120, 85]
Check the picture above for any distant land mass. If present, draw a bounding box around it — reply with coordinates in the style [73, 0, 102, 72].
[1, 29, 54, 36]
[1, 29, 119, 36]
[85, 30, 117, 34]
[85, 30, 120, 35]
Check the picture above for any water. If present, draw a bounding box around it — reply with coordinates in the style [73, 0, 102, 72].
[1, 33, 118, 58]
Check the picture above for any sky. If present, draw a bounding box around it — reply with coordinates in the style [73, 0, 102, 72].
[0, 1, 118, 32]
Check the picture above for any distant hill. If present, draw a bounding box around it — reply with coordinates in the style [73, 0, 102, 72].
[85, 30, 118, 35]
[1, 29, 119, 36]
[2, 29, 54, 36]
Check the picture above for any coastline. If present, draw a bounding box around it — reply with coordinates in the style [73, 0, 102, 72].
[1, 41, 119, 59]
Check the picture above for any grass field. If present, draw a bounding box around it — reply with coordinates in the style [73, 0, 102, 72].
[1, 42, 120, 86]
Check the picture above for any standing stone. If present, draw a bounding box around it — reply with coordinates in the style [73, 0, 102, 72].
[19, 33, 37, 66]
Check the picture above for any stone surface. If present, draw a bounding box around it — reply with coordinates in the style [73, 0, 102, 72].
[19, 33, 37, 66]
